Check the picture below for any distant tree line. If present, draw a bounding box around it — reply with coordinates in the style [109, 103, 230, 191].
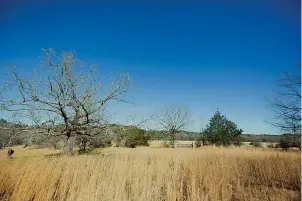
[0, 113, 300, 150]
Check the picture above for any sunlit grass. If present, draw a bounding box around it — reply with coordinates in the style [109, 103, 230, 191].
[0, 146, 300, 201]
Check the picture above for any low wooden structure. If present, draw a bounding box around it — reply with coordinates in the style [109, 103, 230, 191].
[175, 143, 193, 148]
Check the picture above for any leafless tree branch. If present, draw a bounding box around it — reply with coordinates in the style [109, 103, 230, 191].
[156, 105, 191, 147]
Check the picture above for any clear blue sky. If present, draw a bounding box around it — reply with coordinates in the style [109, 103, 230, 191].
[0, 1, 300, 134]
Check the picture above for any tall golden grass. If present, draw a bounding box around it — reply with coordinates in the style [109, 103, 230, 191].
[0, 146, 300, 201]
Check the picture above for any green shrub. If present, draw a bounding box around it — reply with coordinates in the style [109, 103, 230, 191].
[262, 138, 268, 142]
[278, 138, 291, 150]
[124, 127, 150, 148]
[233, 136, 244, 146]
[195, 140, 202, 148]
[195, 135, 208, 147]
[249, 141, 262, 147]
[233, 140, 243, 146]
[89, 138, 111, 148]
[162, 141, 170, 148]
[267, 143, 276, 148]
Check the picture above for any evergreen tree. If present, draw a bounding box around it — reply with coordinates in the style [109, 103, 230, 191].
[203, 110, 243, 146]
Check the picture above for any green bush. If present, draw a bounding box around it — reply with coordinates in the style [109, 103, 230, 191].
[278, 138, 291, 150]
[262, 138, 268, 142]
[124, 127, 150, 148]
[276, 134, 301, 150]
[233, 140, 243, 146]
[195, 140, 202, 148]
[89, 138, 112, 148]
[249, 141, 262, 147]
[195, 135, 206, 148]
[162, 141, 170, 148]
[233, 136, 244, 146]
[267, 143, 276, 148]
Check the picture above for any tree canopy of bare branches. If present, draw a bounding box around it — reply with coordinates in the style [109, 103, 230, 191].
[268, 67, 301, 149]
[0, 48, 133, 154]
[156, 105, 191, 147]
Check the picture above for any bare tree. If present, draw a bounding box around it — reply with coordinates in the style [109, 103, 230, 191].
[156, 105, 191, 147]
[268, 67, 301, 149]
[0, 48, 133, 154]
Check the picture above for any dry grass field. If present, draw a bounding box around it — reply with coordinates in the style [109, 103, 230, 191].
[0, 146, 300, 201]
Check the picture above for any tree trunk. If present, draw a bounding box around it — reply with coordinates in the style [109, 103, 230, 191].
[293, 134, 301, 151]
[170, 131, 176, 148]
[79, 139, 87, 153]
[65, 136, 73, 155]
[169, 131, 175, 148]
[83, 140, 86, 151]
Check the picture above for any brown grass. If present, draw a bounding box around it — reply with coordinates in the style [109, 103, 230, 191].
[0, 146, 300, 201]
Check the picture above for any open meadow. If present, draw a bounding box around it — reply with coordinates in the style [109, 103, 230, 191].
[0, 146, 300, 201]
